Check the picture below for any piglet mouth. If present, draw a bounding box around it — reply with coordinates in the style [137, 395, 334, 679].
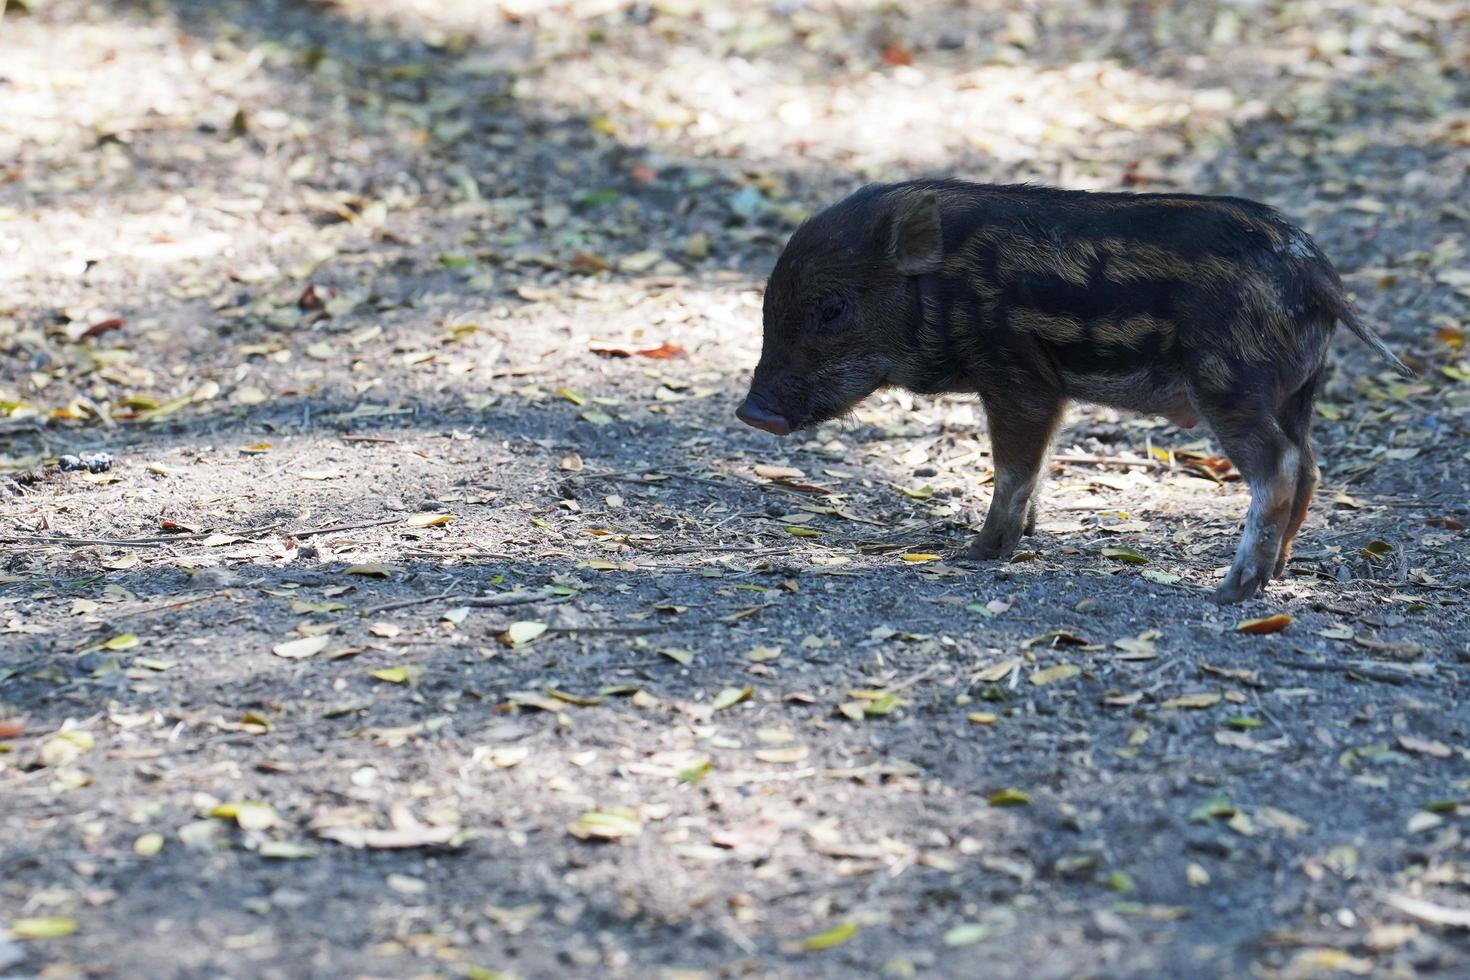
[735, 397, 792, 436]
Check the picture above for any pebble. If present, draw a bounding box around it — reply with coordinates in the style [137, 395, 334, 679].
[58, 452, 113, 473]
[0, 937, 24, 971]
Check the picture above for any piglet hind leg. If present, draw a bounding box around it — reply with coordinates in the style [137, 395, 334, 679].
[1207, 410, 1301, 604]
[1272, 371, 1325, 578]
[960, 391, 1066, 561]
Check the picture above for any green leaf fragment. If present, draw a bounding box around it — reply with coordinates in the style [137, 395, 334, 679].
[988, 788, 1031, 807]
[942, 923, 990, 947]
[799, 921, 858, 951]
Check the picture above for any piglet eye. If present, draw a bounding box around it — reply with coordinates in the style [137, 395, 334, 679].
[814, 296, 848, 327]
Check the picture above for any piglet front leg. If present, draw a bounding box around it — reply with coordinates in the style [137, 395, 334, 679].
[960, 390, 1066, 560]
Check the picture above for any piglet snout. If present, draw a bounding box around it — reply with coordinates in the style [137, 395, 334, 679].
[736, 398, 792, 436]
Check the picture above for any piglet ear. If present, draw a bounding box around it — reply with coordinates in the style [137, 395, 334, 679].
[883, 189, 943, 275]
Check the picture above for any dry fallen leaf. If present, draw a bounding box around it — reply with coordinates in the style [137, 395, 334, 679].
[794, 921, 858, 952]
[316, 825, 461, 849]
[1030, 664, 1081, 686]
[1161, 692, 1222, 710]
[1235, 614, 1292, 634]
[1398, 735, 1452, 759]
[568, 809, 642, 841]
[711, 686, 753, 711]
[8, 916, 78, 940]
[273, 635, 329, 659]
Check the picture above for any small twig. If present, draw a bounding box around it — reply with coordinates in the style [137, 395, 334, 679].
[110, 593, 222, 620]
[548, 619, 714, 635]
[362, 591, 571, 616]
[1052, 454, 1167, 471]
[339, 435, 400, 444]
[1, 522, 286, 549]
[887, 662, 945, 693]
[291, 517, 404, 539]
[1, 534, 182, 548]
[1273, 658, 1421, 686]
[566, 469, 744, 490]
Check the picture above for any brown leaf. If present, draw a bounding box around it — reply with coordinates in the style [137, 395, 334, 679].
[880, 44, 913, 66]
[588, 340, 686, 359]
[76, 317, 124, 341]
[1234, 614, 1292, 635]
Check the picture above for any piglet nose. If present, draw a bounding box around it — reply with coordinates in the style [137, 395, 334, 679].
[736, 398, 792, 436]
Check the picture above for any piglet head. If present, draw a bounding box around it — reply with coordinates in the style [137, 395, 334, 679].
[737, 185, 943, 435]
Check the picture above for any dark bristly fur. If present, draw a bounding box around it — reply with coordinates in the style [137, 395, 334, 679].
[736, 179, 1413, 604]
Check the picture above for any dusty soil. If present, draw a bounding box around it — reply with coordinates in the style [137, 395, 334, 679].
[2, 1, 1469, 978]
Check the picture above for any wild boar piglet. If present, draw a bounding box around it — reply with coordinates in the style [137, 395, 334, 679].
[737, 179, 1412, 603]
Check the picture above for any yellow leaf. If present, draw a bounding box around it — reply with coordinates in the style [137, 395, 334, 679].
[370, 665, 425, 685]
[711, 686, 753, 711]
[900, 553, 942, 563]
[1029, 664, 1081, 686]
[1161, 692, 1222, 710]
[210, 801, 277, 830]
[785, 526, 820, 537]
[568, 809, 641, 841]
[547, 688, 601, 706]
[975, 657, 1020, 682]
[289, 600, 346, 615]
[988, 787, 1031, 806]
[755, 745, 809, 763]
[967, 712, 998, 725]
[798, 921, 858, 951]
[39, 729, 94, 767]
[140, 396, 192, 420]
[133, 832, 164, 856]
[658, 647, 693, 666]
[101, 633, 140, 651]
[9, 916, 77, 940]
[406, 511, 453, 527]
[344, 563, 391, 578]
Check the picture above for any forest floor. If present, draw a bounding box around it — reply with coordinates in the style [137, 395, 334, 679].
[2, 1, 1469, 977]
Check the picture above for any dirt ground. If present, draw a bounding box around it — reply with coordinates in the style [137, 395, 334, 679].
[2, 1, 1469, 977]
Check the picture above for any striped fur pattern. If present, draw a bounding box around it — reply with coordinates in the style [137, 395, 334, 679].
[739, 179, 1412, 603]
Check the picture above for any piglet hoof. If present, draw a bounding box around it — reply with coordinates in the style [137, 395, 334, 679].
[1212, 568, 1268, 605]
[954, 531, 1018, 563]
